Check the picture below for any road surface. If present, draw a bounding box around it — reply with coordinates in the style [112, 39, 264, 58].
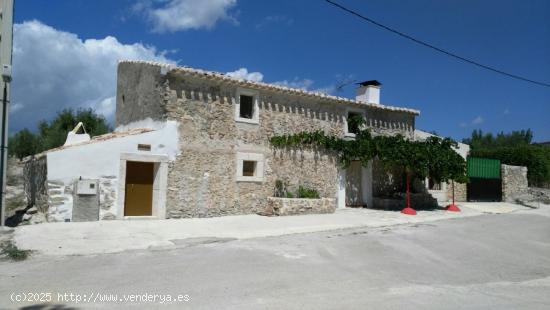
[1, 211, 549, 309]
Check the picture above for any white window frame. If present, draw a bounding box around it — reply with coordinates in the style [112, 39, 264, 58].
[235, 88, 260, 124]
[344, 107, 366, 138]
[236, 152, 264, 182]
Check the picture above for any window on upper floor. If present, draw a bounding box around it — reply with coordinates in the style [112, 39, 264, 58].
[345, 109, 366, 137]
[235, 88, 260, 124]
[239, 95, 254, 119]
[347, 112, 363, 134]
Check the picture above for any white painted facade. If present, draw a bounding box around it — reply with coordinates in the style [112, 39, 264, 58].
[356, 85, 380, 104]
[414, 129, 470, 159]
[44, 120, 179, 221]
[47, 120, 179, 183]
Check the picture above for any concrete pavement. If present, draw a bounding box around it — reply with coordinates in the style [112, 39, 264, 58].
[1, 209, 549, 309]
[12, 202, 533, 256]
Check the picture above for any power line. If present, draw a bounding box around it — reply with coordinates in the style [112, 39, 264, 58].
[324, 0, 550, 88]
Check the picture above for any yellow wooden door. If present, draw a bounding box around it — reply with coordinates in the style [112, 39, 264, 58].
[124, 161, 154, 216]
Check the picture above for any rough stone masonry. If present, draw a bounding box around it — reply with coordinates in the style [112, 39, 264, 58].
[502, 164, 528, 202]
[116, 61, 418, 218]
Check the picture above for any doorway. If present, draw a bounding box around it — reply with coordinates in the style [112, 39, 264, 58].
[346, 161, 364, 207]
[124, 161, 154, 216]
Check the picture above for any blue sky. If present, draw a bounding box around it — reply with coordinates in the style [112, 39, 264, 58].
[10, 0, 550, 142]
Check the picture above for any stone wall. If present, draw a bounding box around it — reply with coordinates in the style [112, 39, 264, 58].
[446, 181, 467, 202]
[46, 180, 73, 222]
[23, 156, 48, 212]
[99, 176, 118, 220]
[266, 197, 336, 216]
[47, 176, 118, 222]
[116, 62, 169, 127]
[118, 62, 417, 218]
[502, 164, 528, 202]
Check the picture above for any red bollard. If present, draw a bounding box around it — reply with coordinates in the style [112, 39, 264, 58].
[446, 204, 461, 212]
[401, 173, 417, 215]
[401, 207, 417, 215]
[446, 181, 461, 212]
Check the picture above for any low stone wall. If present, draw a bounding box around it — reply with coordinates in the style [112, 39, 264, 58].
[527, 187, 550, 203]
[266, 197, 336, 216]
[99, 176, 118, 220]
[502, 164, 528, 202]
[446, 181, 467, 202]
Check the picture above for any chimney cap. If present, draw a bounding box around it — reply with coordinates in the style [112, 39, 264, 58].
[357, 80, 382, 87]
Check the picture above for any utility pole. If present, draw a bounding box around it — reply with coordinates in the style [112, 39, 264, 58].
[0, 0, 14, 227]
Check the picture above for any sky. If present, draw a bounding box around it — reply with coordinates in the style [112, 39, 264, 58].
[9, 0, 550, 142]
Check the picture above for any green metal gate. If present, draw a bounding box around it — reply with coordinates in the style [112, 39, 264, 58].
[467, 157, 502, 202]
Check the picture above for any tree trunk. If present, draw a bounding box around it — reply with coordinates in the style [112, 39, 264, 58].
[452, 180, 455, 205]
[406, 172, 411, 209]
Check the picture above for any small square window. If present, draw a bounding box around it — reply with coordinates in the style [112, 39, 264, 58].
[239, 95, 254, 119]
[242, 160, 256, 177]
[236, 152, 264, 182]
[89, 183, 95, 189]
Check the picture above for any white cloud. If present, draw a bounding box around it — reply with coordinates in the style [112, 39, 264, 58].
[256, 15, 293, 30]
[273, 78, 314, 90]
[472, 116, 484, 125]
[460, 116, 484, 128]
[273, 78, 336, 95]
[311, 85, 338, 95]
[10, 20, 174, 131]
[226, 68, 264, 82]
[226, 68, 336, 95]
[135, 0, 238, 33]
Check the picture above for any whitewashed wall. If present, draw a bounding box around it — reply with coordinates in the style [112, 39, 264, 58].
[414, 129, 470, 159]
[45, 120, 179, 220]
[47, 120, 179, 183]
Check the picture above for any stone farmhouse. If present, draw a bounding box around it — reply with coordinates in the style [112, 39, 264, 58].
[23, 60, 469, 222]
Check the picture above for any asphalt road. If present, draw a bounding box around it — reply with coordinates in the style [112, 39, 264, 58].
[1, 211, 550, 309]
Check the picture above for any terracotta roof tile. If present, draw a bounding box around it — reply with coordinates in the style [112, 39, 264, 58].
[119, 60, 420, 115]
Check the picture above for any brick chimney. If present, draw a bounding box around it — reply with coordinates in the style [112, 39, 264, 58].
[356, 80, 381, 104]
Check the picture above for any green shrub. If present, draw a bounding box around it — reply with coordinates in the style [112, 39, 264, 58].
[471, 145, 550, 187]
[8, 129, 40, 160]
[274, 181, 320, 199]
[9, 108, 112, 158]
[1, 241, 31, 261]
[297, 185, 320, 199]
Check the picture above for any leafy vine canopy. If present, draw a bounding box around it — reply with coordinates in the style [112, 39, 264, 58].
[270, 115, 467, 184]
